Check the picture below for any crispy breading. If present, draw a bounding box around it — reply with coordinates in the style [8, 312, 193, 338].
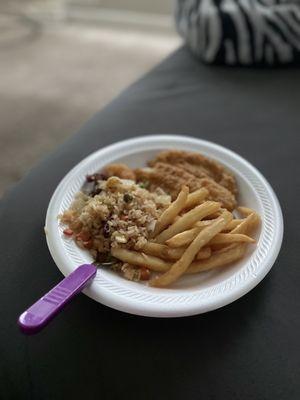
[148, 150, 237, 195]
[136, 163, 202, 196]
[135, 162, 237, 210]
[104, 163, 136, 181]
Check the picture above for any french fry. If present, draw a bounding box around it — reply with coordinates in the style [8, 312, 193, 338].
[195, 220, 215, 228]
[152, 186, 189, 237]
[155, 201, 220, 244]
[150, 210, 233, 287]
[142, 242, 211, 261]
[204, 210, 222, 220]
[166, 227, 202, 248]
[196, 246, 212, 260]
[167, 246, 211, 261]
[209, 233, 255, 245]
[210, 212, 259, 253]
[166, 228, 253, 248]
[237, 206, 256, 217]
[142, 242, 172, 259]
[111, 248, 171, 272]
[221, 219, 243, 232]
[187, 244, 247, 274]
[184, 188, 209, 209]
[209, 243, 236, 254]
[231, 212, 260, 235]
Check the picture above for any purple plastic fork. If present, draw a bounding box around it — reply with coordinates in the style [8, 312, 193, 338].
[18, 264, 97, 335]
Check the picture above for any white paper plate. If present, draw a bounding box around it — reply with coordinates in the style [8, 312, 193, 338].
[45, 135, 283, 317]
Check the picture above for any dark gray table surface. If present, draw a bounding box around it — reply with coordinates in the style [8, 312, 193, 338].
[1, 47, 299, 400]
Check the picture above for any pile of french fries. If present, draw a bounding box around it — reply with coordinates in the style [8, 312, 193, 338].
[111, 186, 260, 287]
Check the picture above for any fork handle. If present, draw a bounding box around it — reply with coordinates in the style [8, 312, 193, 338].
[18, 264, 97, 334]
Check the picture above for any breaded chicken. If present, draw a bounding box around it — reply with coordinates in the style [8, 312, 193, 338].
[135, 162, 237, 211]
[105, 151, 238, 210]
[104, 163, 136, 181]
[148, 150, 237, 195]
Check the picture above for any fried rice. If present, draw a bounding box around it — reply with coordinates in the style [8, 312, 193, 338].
[60, 177, 171, 264]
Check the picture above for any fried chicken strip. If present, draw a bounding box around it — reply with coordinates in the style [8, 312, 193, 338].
[148, 150, 237, 195]
[135, 162, 237, 210]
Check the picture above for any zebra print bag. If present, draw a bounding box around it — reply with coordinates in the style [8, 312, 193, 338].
[175, 0, 300, 65]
